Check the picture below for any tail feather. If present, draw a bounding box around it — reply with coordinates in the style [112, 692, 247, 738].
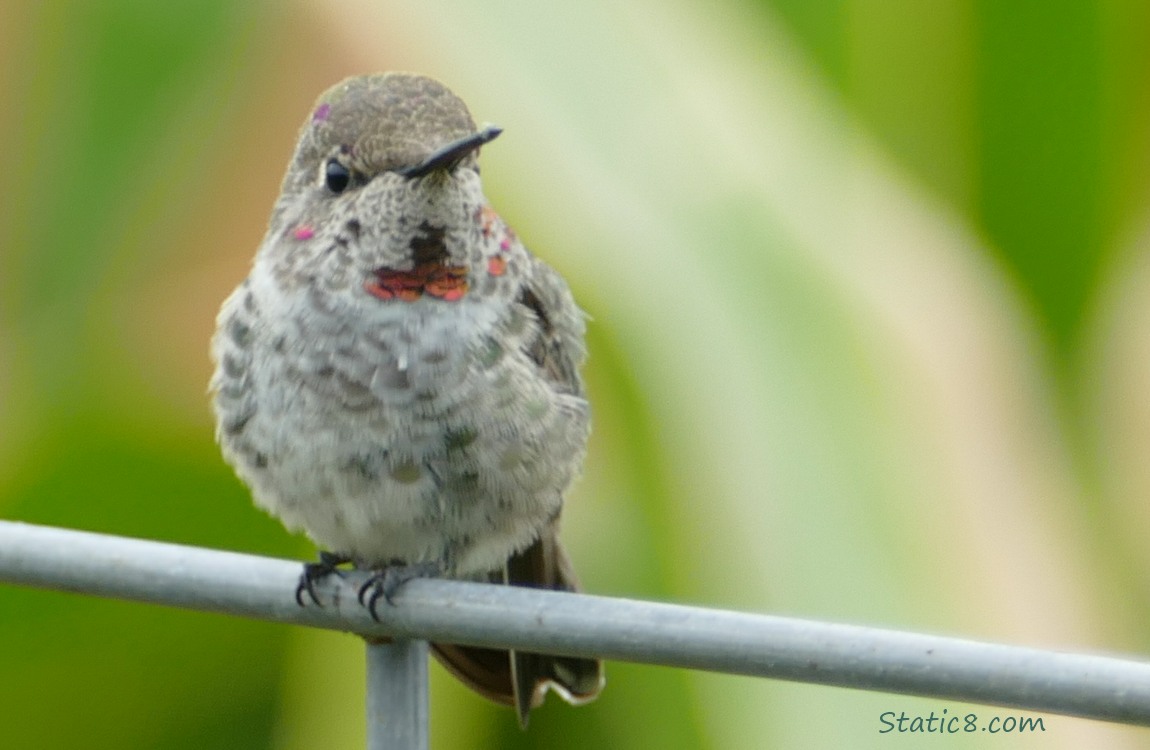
[429, 532, 604, 726]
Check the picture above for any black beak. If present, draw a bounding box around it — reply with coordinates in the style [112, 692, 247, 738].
[397, 125, 503, 179]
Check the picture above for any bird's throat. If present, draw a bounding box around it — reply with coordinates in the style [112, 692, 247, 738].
[364, 263, 469, 302]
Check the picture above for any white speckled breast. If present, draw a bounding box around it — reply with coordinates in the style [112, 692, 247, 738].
[212, 199, 588, 575]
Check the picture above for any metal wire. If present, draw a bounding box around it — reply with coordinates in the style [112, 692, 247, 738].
[2, 519, 1150, 731]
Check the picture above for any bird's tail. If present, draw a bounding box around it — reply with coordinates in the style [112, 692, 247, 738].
[430, 532, 604, 727]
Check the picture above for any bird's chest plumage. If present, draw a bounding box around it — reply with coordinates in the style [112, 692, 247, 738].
[213, 275, 587, 575]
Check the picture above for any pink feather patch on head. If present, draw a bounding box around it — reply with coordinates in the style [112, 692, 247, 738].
[293, 225, 315, 240]
[312, 103, 331, 123]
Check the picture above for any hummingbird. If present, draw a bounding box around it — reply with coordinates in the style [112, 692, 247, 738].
[210, 72, 603, 724]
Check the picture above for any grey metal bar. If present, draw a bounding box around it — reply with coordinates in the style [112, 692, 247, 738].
[1, 520, 1150, 727]
[366, 639, 429, 750]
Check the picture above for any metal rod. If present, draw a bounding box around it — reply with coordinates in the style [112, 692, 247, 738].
[2, 520, 1150, 726]
[366, 639, 429, 750]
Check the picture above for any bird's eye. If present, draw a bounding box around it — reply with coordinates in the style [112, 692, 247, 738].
[325, 159, 352, 193]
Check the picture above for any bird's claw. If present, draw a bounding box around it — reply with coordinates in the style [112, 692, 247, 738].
[356, 561, 441, 621]
[295, 551, 351, 607]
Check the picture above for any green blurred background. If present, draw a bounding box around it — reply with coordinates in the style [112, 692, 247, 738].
[3, 0, 1150, 747]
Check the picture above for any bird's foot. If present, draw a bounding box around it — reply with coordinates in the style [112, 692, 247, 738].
[357, 561, 442, 620]
[295, 551, 352, 607]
